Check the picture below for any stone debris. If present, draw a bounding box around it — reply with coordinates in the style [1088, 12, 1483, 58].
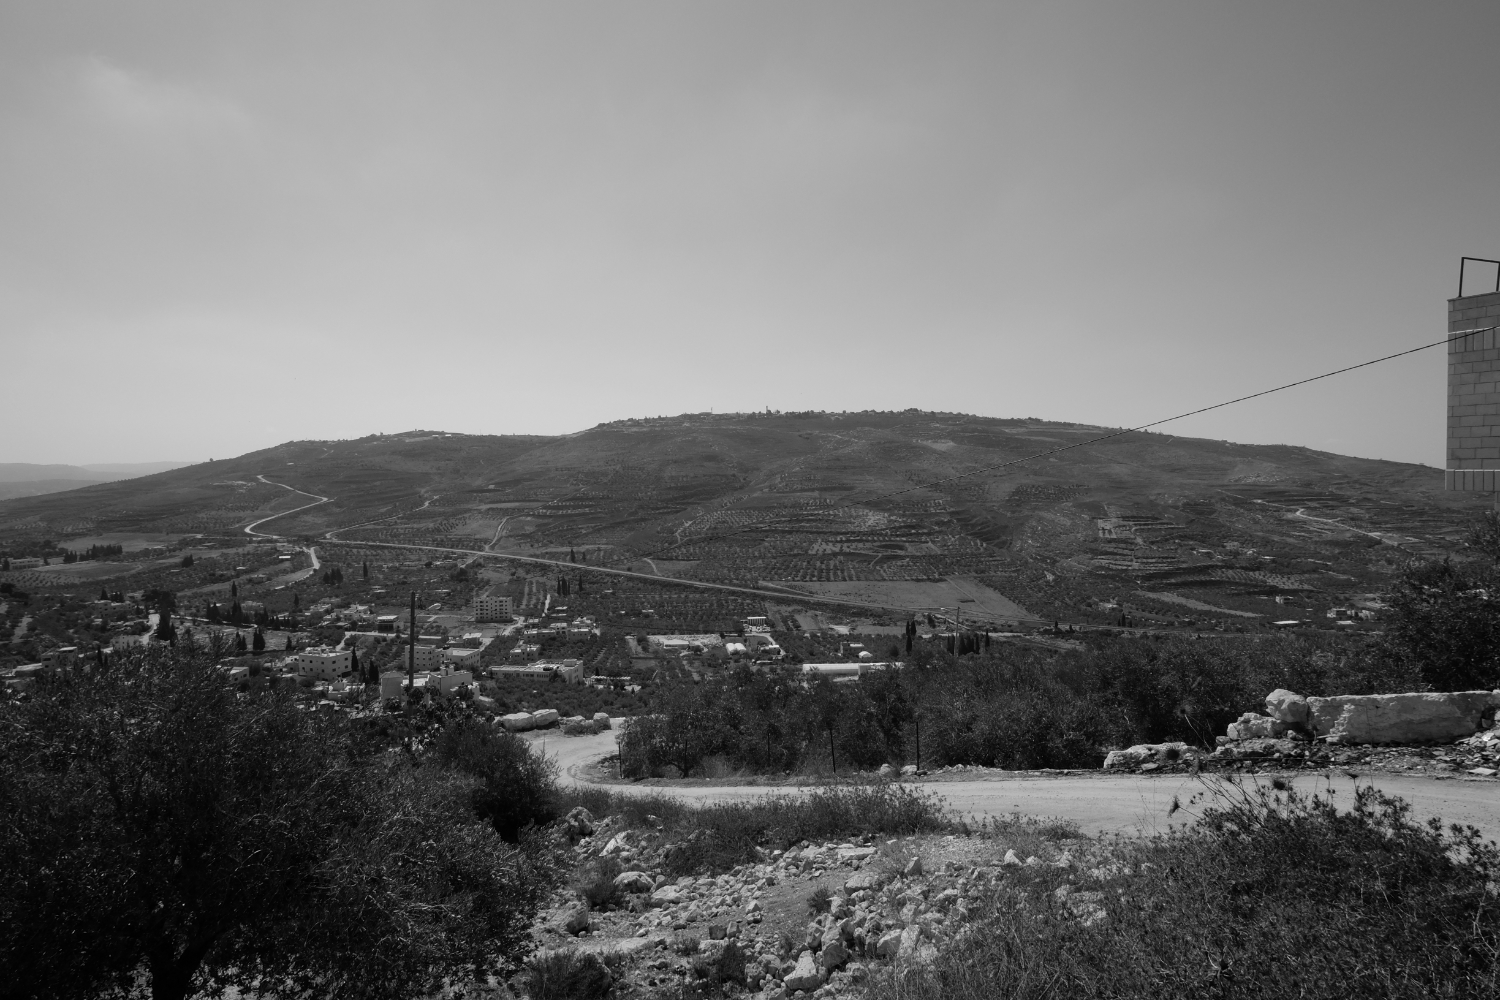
[527, 812, 1095, 999]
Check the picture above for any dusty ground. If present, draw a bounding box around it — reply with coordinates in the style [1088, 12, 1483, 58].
[541, 724, 1500, 842]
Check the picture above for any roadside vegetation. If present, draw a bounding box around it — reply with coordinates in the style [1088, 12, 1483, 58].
[873, 780, 1500, 1000]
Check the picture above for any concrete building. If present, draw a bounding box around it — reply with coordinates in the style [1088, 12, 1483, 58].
[444, 646, 483, 669]
[289, 646, 354, 682]
[7, 557, 43, 570]
[493, 660, 585, 684]
[1447, 272, 1500, 491]
[473, 594, 513, 621]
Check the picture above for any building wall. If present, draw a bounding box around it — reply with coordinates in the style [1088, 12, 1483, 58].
[474, 595, 513, 621]
[1447, 290, 1500, 491]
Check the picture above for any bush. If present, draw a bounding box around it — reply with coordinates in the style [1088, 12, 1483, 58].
[872, 780, 1500, 999]
[564, 784, 952, 875]
[429, 717, 560, 841]
[573, 855, 624, 909]
[526, 949, 613, 1000]
[693, 939, 748, 987]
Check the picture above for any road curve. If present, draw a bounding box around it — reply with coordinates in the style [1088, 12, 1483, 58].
[536, 725, 1500, 842]
[244, 475, 333, 538]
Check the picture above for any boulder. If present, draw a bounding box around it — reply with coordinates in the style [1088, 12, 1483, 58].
[1225, 713, 1286, 741]
[1265, 689, 1310, 725]
[613, 871, 655, 893]
[903, 856, 923, 878]
[650, 885, 687, 907]
[900, 764, 918, 776]
[844, 871, 884, 893]
[1102, 742, 1198, 770]
[531, 708, 561, 728]
[820, 940, 851, 971]
[1309, 691, 1496, 744]
[553, 902, 590, 935]
[875, 931, 903, 959]
[878, 763, 896, 778]
[500, 712, 535, 732]
[838, 846, 877, 863]
[783, 950, 822, 992]
[593, 712, 612, 726]
[562, 806, 595, 839]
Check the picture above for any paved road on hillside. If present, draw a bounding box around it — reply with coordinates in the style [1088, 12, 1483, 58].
[537, 725, 1500, 842]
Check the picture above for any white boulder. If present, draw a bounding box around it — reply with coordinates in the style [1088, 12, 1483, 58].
[1309, 691, 1495, 744]
[1265, 688, 1310, 725]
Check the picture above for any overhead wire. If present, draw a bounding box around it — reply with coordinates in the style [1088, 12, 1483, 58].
[639, 325, 1494, 559]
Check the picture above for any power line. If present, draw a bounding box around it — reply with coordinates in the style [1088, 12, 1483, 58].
[642, 325, 1493, 557]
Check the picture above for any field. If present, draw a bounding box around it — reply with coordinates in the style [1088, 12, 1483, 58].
[765, 577, 1035, 621]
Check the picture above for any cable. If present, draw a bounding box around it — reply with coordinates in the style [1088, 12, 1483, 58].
[642, 325, 1495, 557]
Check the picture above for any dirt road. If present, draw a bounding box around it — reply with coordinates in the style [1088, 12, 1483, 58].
[537, 725, 1500, 841]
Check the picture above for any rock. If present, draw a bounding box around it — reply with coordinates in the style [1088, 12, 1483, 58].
[903, 856, 923, 877]
[875, 931, 904, 959]
[709, 924, 727, 940]
[1266, 689, 1310, 725]
[651, 885, 687, 907]
[601, 833, 631, 856]
[901, 764, 918, 775]
[783, 951, 823, 992]
[1309, 691, 1495, 744]
[838, 846, 877, 863]
[820, 940, 851, 971]
[897, 925, 922, 957]
[554, 902, 591, 935]
[1102, 742, 1199, 769]
[844, 871, 884, 893]
[878, 763, 895, 778]
[1000, 849, 1022, 866]
[614, 870, 655, 893]
[1226, 713, 1286, 740]
[500, 712, 535, 731]
[593, 712, 612, 726]
[562, 806, 595, 839]
[1470, 767, 1499, 777]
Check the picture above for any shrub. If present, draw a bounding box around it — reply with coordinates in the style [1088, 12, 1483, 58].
[429, 717, 559, 841]
[806, 885, 832, 915]
[526, 949, 613, 1000]
[573, 855, 624, 909]
[871, 780, 1500, 1000]
[693, 939, 748, 987]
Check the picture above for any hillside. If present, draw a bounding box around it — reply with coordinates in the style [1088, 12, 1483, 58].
[0, 412, 1480, 625]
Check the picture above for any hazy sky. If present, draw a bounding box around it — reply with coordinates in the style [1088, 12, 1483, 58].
[4, 2, 1499, 467]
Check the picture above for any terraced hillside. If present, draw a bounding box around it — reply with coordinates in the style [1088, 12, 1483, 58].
[0, 412, 1482, 625]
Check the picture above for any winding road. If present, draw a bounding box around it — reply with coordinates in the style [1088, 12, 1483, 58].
[539, 725, 1500, 842]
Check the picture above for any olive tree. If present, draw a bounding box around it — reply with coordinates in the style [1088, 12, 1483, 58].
[0, 649, 561, 1000]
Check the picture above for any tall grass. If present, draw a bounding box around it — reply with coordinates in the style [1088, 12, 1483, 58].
[555, 784, 952, 874]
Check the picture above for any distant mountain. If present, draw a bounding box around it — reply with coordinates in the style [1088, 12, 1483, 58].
[0, 461, 194, 503]
[0, 415, 1480, 624]
[0, 461, 192, 484]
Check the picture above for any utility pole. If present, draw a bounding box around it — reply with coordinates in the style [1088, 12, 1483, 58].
[407, 590, 416, 691]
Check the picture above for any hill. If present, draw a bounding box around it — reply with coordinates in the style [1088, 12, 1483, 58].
[0, 413, 1480, 625]
[0, 462, 194, 501]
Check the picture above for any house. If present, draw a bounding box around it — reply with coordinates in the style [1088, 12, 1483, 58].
[444, 646, 483, 669]
[473, 594, 513, 621]
[111, 634, 147, 652]
[509, 642, 541, 662]
[493, 660, 584, 684]
[7, 557, 43, 570]
[288, 646, 354, 682]
[375, 615, 399, 633]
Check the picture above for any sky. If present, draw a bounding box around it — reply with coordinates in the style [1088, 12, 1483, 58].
[4, 2, 1500, 467]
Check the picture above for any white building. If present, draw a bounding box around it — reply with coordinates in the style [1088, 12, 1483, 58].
[289, 646, 354, 682]
[444, 646, 483, 669]
[493, 660, 584, 684]
[473, 594, 513, 621]
[7, 557, 43, 570]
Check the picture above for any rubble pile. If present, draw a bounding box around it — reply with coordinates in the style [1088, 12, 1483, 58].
[1104, 686, 1500, 777]
[528, 809, 1097, 999]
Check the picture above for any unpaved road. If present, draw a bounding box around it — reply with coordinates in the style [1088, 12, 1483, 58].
[537, 726, 1500, 841]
